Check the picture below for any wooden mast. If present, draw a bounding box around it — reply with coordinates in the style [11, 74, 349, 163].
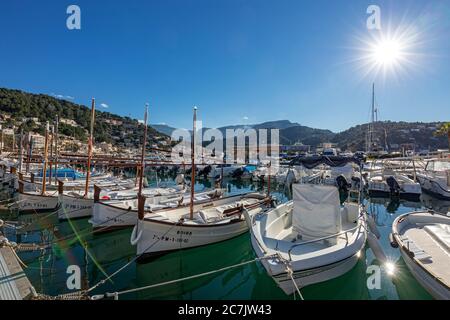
[41, 122, 50, 195]
[54, 115, 59, 185]
[138, 103, 149, 197]
[84, 98, 96, 197]
[49, 125, 54, 184]
[190, 106, 197, 220]
[18, 128, 23, 173]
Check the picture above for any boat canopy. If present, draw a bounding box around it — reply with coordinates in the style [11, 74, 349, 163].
[289, 155, 361, 169]
[292, 184, 341, 245]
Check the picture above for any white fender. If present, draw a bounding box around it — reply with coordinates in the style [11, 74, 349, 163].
[130, 225, 142, 246]
[367, 231, 387, 264]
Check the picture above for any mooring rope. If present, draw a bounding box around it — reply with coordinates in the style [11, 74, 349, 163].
[90, 255, 277, 300]
[286, 266, 304, 301]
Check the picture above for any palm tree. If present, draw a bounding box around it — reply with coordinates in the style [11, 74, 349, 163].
[434, 122, 450, 151]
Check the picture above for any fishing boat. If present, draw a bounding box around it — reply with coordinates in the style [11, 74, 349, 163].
[244, 156, 368, 295]
[89, 186, 225, 232]
[131, 191, 271, 261]
[391, 211, 450, 299]
[416, 159, 450, 200]
[56, 179, 159, 220]
[15, 181, 60, 213]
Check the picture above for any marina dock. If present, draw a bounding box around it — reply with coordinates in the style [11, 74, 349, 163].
[0, 236, 34, 300]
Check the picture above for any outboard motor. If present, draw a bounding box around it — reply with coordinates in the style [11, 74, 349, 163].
[214, 174, 222, 188]
[336, 175, 350, 192]
[231, 167, 245, 179]
[197, 165, 212, 179]
[386, 176, 401, 195]
[351, 176, 361, 190]
[168, 165, 179, 176]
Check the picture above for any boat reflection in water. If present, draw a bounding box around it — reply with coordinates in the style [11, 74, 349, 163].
[421, 193, 450, 215]
[133, 233, 259, 300]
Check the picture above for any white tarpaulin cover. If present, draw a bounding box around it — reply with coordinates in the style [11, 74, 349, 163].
[292, 184, 341, 243]
[330, 164, 354, 180]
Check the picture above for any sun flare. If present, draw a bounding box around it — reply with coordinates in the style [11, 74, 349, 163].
[370, 38, 404, 67]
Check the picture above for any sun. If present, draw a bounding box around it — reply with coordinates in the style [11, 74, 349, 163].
[370, 38, 404, 67]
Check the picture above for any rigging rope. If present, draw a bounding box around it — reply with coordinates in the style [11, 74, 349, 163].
[87, 219, 183, 293]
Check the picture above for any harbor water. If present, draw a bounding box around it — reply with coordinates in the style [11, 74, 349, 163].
[2, 175, 447, 300]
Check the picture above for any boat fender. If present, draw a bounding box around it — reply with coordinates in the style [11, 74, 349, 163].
[389, 233, 398, 248]
[367, 231, 387, 264]
[366, 213, 381, 239]
[0, 219, 3, 228]
[130, 225, 142, 246]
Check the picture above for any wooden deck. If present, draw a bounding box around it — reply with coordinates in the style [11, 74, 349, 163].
[0, 240, 34, 300]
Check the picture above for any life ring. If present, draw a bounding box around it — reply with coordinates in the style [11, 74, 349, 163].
[130, 225, 142, 246]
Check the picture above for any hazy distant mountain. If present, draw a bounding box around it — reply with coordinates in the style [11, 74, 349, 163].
[151, 119, 301, 136]
[279, 126, 334, 146]
[151, 117, 448, 151]
[151, 124, 177, 136]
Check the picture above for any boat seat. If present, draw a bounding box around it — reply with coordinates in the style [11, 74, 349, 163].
[195, 194, 210, 201]
[401, 235, 432, 261]
[198, 209, 223, 223]
[424, 224, 450, 254]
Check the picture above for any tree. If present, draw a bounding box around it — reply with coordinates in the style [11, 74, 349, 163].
[434, 122, 450, 151]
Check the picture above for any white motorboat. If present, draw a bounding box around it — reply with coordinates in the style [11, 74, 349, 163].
[245, 184, 366, 295]
[367, 170, 421, 200]
[131, 192, 271, 261]
[416, 159, 450, 200]
[391, 211, 450, 299]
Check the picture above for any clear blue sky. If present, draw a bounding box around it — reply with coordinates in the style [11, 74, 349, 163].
[0, 0, 449, 132]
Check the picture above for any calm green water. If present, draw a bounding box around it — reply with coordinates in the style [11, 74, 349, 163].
[2, 177, 448, 300]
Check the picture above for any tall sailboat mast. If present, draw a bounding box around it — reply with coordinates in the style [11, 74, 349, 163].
[190, 106, 197, 220]
[41, 122, 50, 195]
[84, 98, 95, 197]
[367, 83, 375, 152]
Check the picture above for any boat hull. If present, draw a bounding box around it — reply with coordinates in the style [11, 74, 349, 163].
[134, 218, 248, 260]
[89, 202, 137, 233]
[58, 194, 93, 220]
[269, 252, 359, 295]
[417, 175, 450, 200]
[398, 246, 450, 299]
[17, 192, 59, 213]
